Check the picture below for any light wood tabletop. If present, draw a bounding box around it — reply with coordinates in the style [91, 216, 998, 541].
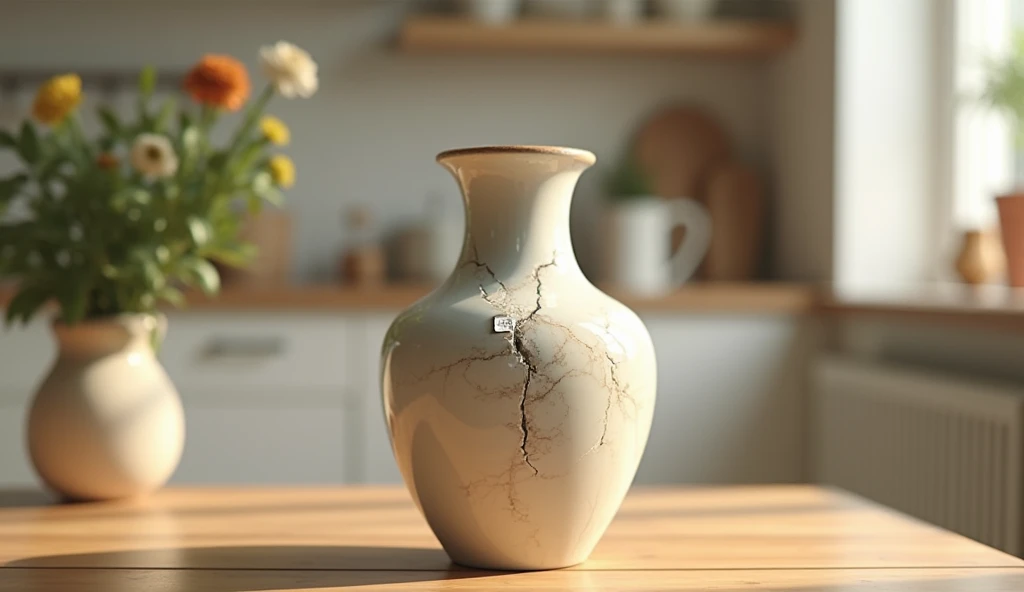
[0, 485, 1021, 591]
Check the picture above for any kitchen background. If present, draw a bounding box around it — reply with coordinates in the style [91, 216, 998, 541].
[1, 0, 1024, 557]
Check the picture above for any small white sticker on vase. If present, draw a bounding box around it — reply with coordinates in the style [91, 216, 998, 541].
[493, 316, 515, 333]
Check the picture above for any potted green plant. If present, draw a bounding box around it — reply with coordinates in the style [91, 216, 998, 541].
[0, 41, 318, 500]
[981, 35, 1024, 286]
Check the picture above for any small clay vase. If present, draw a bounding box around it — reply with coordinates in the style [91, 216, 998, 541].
[954, 229, 1005, 285]
[28, 315, 184, 500]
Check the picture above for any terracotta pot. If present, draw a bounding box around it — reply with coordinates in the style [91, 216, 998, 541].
[381, 146, 656, 570]
[27, 315, 184, 501]
[997, 194, 1024, 287]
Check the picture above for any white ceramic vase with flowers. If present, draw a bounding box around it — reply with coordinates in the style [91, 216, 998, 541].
[0, 42, 318, 500]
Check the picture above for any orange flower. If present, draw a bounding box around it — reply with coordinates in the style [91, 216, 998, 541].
[96, 152, 119, 170]
[183, 55, 250, 111]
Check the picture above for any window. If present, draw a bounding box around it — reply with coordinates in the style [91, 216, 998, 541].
[949, 0, 1017, 233]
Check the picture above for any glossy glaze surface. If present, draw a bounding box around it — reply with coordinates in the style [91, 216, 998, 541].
[28, 315, 185, 500]
[381, 146, 657, 570]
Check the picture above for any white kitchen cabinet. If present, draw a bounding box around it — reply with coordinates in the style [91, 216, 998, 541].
[160, 314, 350, 392]
[173, 399, 352, 484]
[0, 405, 35, 486]
[0, 309, 809, 487]
[353, 314, 404, 485]
[0, 321, 52, 487]
[635, 314, 810, 484]
[162, 313, 357, 484]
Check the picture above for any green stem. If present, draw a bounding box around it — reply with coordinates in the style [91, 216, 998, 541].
[67, 113, 93, 162]
[208, 85, 273, 202]
[226, 85, 274, 160]
[198, 104, 217, 160]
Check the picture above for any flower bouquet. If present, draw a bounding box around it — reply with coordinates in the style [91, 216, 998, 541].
[0, 41, 318, 324]
[1, 42, 318, 501]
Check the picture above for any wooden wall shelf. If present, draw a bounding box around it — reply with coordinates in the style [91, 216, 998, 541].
[398, 17, 797, 56]
[0, 283, 816, 315]
[176, 282, 817, 314]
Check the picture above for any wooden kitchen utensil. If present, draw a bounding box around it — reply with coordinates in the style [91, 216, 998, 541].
[220, 209, 292, 287]
[339, 206, 386, 287]
[700, 162, 765, 281]
[630, 104, 732, 199]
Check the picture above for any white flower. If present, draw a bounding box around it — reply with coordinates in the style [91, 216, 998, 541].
[259, 41, 318, 99]
[130, 134, 178, 178]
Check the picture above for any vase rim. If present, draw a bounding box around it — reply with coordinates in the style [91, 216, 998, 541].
[436, 145, 596, 166]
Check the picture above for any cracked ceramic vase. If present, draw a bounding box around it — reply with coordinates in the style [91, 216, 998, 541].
[381, 145, 657, 570]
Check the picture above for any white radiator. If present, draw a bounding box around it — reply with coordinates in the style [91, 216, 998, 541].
[814, 356, 1024, 555]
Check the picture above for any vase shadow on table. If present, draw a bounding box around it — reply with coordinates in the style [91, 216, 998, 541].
[7, 545, 504, 590]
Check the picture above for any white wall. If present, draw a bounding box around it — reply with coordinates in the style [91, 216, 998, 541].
[0, 0, 779, 280]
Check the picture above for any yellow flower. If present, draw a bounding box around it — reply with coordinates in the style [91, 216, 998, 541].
[33, 74, 82, 125]
[268, 155, 295, 188]
[259, 116, 290, 146]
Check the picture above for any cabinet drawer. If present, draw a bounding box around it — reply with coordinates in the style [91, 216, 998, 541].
[173, 401, 352, 484]
[160, 314, 349, 391]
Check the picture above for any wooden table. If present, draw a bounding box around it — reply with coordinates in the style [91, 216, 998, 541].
[0, 485, 1021, 591]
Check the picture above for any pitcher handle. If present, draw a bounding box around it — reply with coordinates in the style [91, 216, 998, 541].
[667, 198, 712, 287]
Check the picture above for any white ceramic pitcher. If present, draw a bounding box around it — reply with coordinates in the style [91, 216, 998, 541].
[604, 197, 712, 297]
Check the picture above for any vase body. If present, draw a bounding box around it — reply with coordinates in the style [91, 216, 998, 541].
[28, 314, 184, 501]
[997, 194, 1024, 287]
[381, 146, 657, 570]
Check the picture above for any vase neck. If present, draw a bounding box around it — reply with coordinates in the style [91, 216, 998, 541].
[440, 148, 593, 279]
[53, 315, 163, 360]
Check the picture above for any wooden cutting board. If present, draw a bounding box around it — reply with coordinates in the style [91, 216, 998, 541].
[630, 104, 732, 199]
[700, 161, 765, 281]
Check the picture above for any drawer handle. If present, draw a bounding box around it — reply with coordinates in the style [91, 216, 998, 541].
[201, 337, 286, 363]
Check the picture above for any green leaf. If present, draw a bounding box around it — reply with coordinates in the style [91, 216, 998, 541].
[178, 111, 194, 133]
[139, 66, 157, 98]
[142, 258, 166, 290]
[180, 126, 200, 159]
[186, 257, 220, 295]
[57, 282, 89, 325]
[36, 157, 65, 182]
[0, 173, 28, 204]
[205, 242, 257, 268]
[250, 170, 283, 207]
[97, 106, 122, 138]
[246, 192, 264, 215]
[4, 282, 51, 326]
[251, 170, 272, 193]
[187, 216, 211, 246]
[158, 285, 185, 308]
[0, 129, 16, 150]
[17, 121, 40, 163]
[153, 99, 176, 133]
